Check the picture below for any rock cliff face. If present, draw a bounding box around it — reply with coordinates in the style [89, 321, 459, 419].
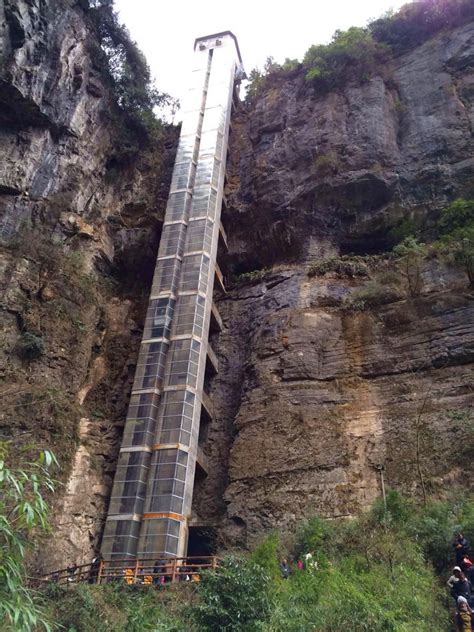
[0, 0, 175, 569]
[192, 20, 474, 545]
[1, 1, 473, 567]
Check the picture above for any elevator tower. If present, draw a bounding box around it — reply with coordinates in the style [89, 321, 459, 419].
[101, 32, 244, 560]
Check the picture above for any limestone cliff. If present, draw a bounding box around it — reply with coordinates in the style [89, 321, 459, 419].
[0, 0, 175, 568]
[193, 20, 474, 546]
[0, 1, 473, 567]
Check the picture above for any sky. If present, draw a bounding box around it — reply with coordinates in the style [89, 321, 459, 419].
[115, 0, 408, 109]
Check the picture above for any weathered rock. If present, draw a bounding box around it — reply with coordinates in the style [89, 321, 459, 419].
[1, 1, 473, 566]
[0, 0, 175, 570]
[192, 21, 474, 546]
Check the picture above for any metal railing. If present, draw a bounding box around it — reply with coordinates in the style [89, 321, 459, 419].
[35, 556, 220, 587]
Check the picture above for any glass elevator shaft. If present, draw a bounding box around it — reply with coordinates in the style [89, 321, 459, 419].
[101, 32, 244, 561]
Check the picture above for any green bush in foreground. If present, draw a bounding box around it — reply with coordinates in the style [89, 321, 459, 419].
[0, 443, 57, 631]
[192, 556, 272, 631]
[45, 583, 185, 632]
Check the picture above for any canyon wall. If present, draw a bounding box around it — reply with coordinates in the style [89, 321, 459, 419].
[0, 0, 175, 569]
[193, 20, 474, 545]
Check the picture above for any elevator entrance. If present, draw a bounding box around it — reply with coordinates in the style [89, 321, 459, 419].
[187, 526, 217, 558]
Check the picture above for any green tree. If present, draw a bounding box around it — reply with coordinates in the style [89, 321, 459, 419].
[192, 555, 272, 631]
[437, 198, 474, 285]
[304, 27, 389, 89]
[393, 236, 427, 296]
[0, 442, 57, 631]
[87, 0, 177, 142]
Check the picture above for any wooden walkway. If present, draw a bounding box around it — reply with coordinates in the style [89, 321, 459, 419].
[35, 556, 220, 587]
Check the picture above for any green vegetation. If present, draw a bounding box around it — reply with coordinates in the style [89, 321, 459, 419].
[307, 198, 474, 308]
[369, 0, 474, 55]
[16, 332, 45, 360]
[308, 255, 370, 278]
[314, 151, 341, 177]
[392, 236, 428, 297]
[45, 583, 184, 632]
[387, 198, 474, 290]
[0, 443, 57, 631]
[246, 57, 300, 102]
[246, 0, 474, 100]
[343, 280, 399, 311]
[86, 0, 177, 156]
[192, 556, 272, 631]
[304, 27, 390, 89]
[231, 264, 293, 287]
[37, 493, 473, 631]
[435, 198, 474, 286]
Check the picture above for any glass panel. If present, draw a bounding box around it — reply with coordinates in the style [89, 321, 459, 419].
[150, 258, 180, 296]
[172, 294, 205, 338]
[102, 519, 140, 557]
[158, 224, 186, 259]
[164, 338, 201, 388]
[132, 341, 169, 391]
[137, 518, 181, 557]
[164, 191, 191, 222]
[185, 219, 213, 254]
[143, 298, 175, 340]
[122, 392, 160, 448]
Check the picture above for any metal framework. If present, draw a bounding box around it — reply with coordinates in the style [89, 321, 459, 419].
[101, 32, 244, 561]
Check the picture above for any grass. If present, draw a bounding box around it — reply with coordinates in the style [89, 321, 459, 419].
[39, 493, 473, 631]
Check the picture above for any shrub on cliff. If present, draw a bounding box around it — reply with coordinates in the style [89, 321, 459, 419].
[393, 236, 428, 297]
[16, 332, 45, 360]
[86, 0, 177, 147]
[304, 27, 390, 89]
[247, 0, 474, 102]
[370, 0, 474, 55]
[436, 198, 474, 285]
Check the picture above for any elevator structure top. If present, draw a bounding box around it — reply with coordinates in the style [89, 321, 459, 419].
[101, 32, 244, 561]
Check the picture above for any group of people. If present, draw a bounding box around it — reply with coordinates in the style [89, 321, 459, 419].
[447, 533, 474, 631]
[49, 555, 204, 586]
[279, 551, 318, 579]
[278, 532, 474, 631]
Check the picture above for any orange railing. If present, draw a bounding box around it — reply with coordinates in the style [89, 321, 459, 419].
[36, 556, 220, 587]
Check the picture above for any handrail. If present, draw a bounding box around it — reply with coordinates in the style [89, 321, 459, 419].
[34, 556, 221, 587]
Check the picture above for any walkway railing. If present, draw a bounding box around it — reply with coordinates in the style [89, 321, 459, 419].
[35, 556, 220, 587]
